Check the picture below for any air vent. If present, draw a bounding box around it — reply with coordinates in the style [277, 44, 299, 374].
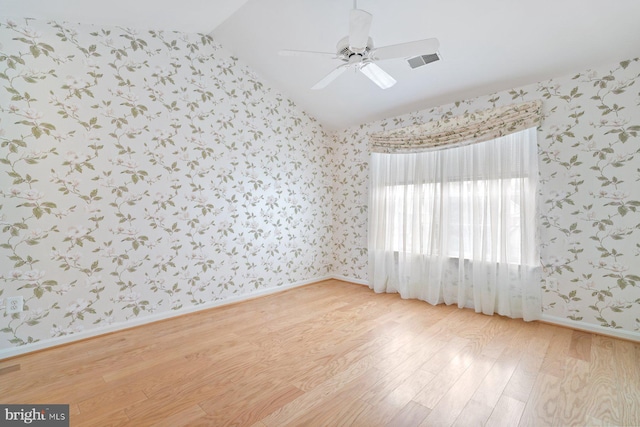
[407, 53, 440, 69]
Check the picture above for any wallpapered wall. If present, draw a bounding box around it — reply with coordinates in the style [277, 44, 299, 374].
[332, 57, 640, 338]
[0, 19, 333, 352]
[2, 18, 639, 354]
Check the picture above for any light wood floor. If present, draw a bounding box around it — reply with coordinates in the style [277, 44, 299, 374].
[1, 279, 639, 426]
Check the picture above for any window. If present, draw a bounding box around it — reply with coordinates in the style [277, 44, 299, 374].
[387, 178, 526, 264]
[368, 127, 540, 320]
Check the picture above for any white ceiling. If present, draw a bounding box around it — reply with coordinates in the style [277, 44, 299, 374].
[3, 0, 640, 130]
[0, 0, 249, 34]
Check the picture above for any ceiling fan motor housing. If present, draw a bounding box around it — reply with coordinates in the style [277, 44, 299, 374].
[337, 36, 373, 61]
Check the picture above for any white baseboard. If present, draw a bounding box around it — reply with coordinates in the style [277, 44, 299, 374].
[540, 314, 640, 342]
[0, 276, 331, 360]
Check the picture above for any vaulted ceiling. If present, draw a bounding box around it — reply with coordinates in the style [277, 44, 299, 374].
[3, 0, 640, 130]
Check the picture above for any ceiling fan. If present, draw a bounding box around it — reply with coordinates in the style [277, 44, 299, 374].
[279, 0, 440, 90]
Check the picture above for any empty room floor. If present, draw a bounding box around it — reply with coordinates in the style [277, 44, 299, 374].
[1, 279, 638, 426]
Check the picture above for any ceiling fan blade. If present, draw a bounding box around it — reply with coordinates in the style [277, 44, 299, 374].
[278, 49, 337, 59]
[359, 62, 396, 89]
[348, 9, 372, 51]
[311, 65, 349, 90]
[371, 38, 440, 61]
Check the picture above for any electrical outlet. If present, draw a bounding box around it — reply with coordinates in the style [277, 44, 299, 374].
[6, 296, 23, 314]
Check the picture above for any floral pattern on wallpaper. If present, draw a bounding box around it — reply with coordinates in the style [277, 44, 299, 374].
[0, 18, 332, 350]
[332, 58, 640, 335]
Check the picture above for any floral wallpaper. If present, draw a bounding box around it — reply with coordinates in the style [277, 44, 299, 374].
[332, 58, 640, 338]
[0, 18, 333, 353]
[2, 17, 639, 355]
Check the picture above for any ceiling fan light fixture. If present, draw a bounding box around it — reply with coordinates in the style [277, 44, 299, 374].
[360, 63, 396, 89]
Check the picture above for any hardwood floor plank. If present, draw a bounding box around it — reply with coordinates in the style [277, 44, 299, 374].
[518, 371, 561, 427]
[613, 339, 640, 424]
[272, 367, 383, 426]
[412, 338, 475, 409]
[478, 316, 522, 360]
[101, 354, 209, 396]
[453, 400, 493, 427]
[149, 405, 207, 427]
[259, 359, 383, 426]
[123, 385, 219, 425]
[283, 393, 373, 427]
[538, 325, 572, 377]
[73, 409, 131, 427]
[102, 332, 249, 383]
[551, 356, 590, 426]
[469, 347, 519, 410]
[0, 363, 20, 375]
[584, 336, 623, 424]
[78, 388, 148, 418]
[289, 332, 393, 392]
[1, 280, 637, 427]
[494, 321, 532, 367]
[502, 331, 551, 403]
[4, 373, 110, 405]
[197, 384, 304, 426]
[419, 355, 496, 426]
[419, 336, 470, 374]
[386, 401, 431, 427]
[485, 395, 526, 427]
[143, 342, 263, 398]
[70, 404, 80, 416]
[2, 349, 147, 399]
[360, 343, 444, 407]
[568, 330, 593, 362]
[381, 368, 435, 409]
[349, 368, 437, 426]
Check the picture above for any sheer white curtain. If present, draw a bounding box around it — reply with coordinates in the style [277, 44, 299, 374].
[368, 127, 541, 320]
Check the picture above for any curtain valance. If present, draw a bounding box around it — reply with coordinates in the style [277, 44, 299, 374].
[370, 100, 543, 153]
